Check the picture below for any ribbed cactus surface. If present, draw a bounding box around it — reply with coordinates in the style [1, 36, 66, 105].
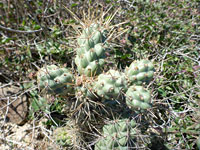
[75, 23, 106, 77]
[125, 59, 155, 85]
[37, 65, 74, 95]
[126, 85, 151, 109]
[95, 119, 136, 150]
[94, 70, 128, 100]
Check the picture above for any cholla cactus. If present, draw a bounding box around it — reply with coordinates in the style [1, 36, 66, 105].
[36, 7, 156, 150]
[126, 85, 151, 110]
[53, 120, 83, 149]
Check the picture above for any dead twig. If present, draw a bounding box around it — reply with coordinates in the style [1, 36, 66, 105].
[0, 25, 43, 34]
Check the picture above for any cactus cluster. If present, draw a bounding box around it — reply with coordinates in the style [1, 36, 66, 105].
[36, 17, 156, 149]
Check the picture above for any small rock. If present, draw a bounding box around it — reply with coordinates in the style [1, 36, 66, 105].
[0, 84, 29, 125]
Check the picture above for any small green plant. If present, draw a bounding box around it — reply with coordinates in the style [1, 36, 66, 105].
[53, 120, 82, 148]
[95, 119, 136, 150]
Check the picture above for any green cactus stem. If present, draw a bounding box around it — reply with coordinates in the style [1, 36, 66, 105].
[37, 65, 75, 96]
[75, 23, 107, 77]
[125, 59, 155, 85]
[126, 85, 151, 110]
[94, 70, 128, 100]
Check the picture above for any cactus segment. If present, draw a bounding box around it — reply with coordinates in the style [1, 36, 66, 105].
[53, 120, 82, 148]
[94, 70, 128, 100]
[53, 126, 73, 147]
[94, 44, 105, 57]
[126, 86, 151, 109]
[37, 65, 74, 96]
[75, 23, 107, 77]
[76, 82, 96, 100]
[95, 119, 136, 150]
[125, 59, 155, 85]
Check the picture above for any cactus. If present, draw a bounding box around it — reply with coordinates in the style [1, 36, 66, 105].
[53, 126, 74, 147]
[125, 59, 155, 85]
[37, 65, 75, 96]
[35, 9, 156, 149]
[95, 119, 136, 150]
[75, 23, 106, 77]
[53, 120, 83, 149]
[126, 85, 151, 110]
[94, 70, 128, 100]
